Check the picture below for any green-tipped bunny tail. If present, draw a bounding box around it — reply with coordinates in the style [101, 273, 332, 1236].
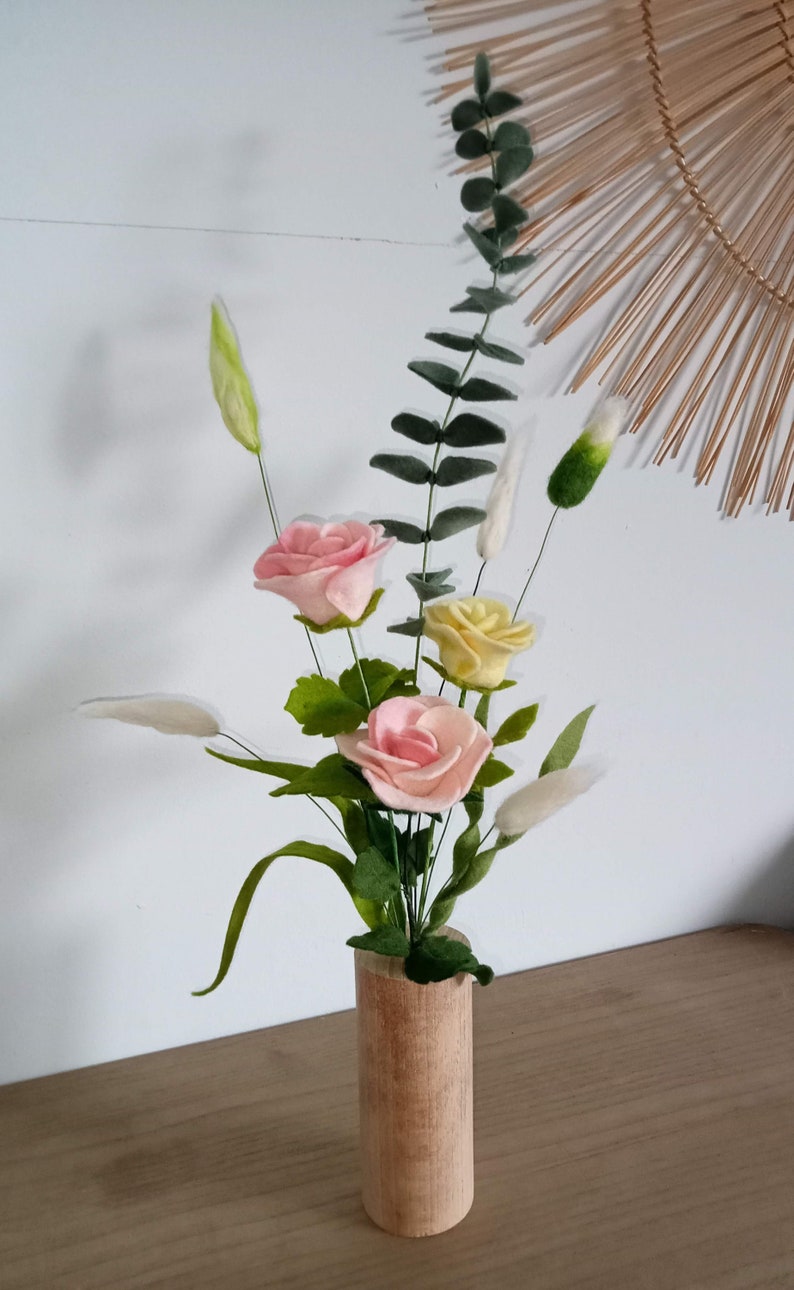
[547, 398, 629, 508]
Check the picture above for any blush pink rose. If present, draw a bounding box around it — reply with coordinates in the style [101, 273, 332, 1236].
[253, 520, 394, 626]
[336, 695, 493, 813]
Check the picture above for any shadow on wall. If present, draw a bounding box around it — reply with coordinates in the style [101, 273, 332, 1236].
[726, 833, 794, 930]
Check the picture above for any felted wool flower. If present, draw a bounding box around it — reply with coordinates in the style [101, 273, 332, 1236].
[547, 397, 629, 508]
[336, 695, 492, 813]
[424, 597, 535, 691]
[254, 520, 395, 626]
[494, 765, 596, 838]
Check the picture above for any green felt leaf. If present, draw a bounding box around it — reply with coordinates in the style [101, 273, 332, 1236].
[498, 251, 537, 274]
[474, 335, 525, 365]
[458, 376, 518, 402]
[284, 675, 366, 737]
[539, 705, 595, 777]
[406, 572, 455, 602]
[430, 506, 487, 540]
[492, 120, 531, 149]
[294, 587, 384, 634]
[474, 692, 491, 728]
[272, 754, 377, 803]
[405, 934, 490, 985]
[424, 330, 476, 353]
[472, 756, 514, 789]
[451, 98, 485, 131]
[193, 840, 384, 995]
[338, 658, 418, 709]
[348, 925, 411, 956]
[455, 128, 489, 160]
[209, 301, 260, 454]
[375, 519, 426, 544]
[493, 703, 539, 747]
[353, 846, 400, 901]
[452, 795, 485, 880]
[390, 412, 440, 445]
[492, 194, 529, 234]
[332, 798, 370, 855]
[370, 453, 432, 484]
[485, 89, 523, 117]
[449, 296, 489, 315]
[387, 617, 424, 637]
[363, 806, 398, 858]
[205, 749, 306, 780]
[462, 222, 502, 267]
[425, 894, 457, 934]
[461, 177, 496, 212]
[464, 284, 517, 312]
[407, 359, 460, 396]
[420, 654, 449, 682]
[444, 413, 507, 447]
[403, 825, 433, 885]
[473, 51, 491, 99]
[435, 455, 497, 485]
[495, 145, 534, 187]
[498, 227, 519, 248]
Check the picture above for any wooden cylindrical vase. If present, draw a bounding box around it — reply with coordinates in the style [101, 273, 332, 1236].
[354, 936, 474, 1238]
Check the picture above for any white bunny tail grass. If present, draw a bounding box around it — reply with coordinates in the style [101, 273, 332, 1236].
[78, 694, 222, 738]
[476, 428, 529, 562]
[494, 765, 598, 839]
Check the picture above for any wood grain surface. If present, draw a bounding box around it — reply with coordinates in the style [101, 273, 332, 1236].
[2, 925, 793, 1289]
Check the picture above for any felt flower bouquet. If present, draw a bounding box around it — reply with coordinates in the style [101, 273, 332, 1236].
[82, 54, 624, 991]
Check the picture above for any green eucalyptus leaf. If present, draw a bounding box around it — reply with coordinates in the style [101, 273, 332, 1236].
[347, 926, 411, 956]
[472, 756, 514, 789]
[370, 453, 432, 485]
[375, 519, 427, 545]
[406, 572, 455, 601]
[430, 506, 487, 540]
[495, 145, 534, 187]
[353, 846, 400, 901]
[464, 284, 517, 313]
[461, 177, 496, 212]
[499, 251, 537, 274]
[449, 296, 489, 315]
[539, 705, 595, 777]
[424, 330, 476, 353]
[493, 703, 539, 747]
[485, 89, 523, 117]
[451, 98, 485, 131]
[390, 412, 440, 445]
[455, 128, 489, 160]
[492, 120, 531, 149]
[272, 754, 377, 803]
[444, 412, 506, 447]
[407, 359, 460, 396]
[294, 587, 385, 634]
[435, 455, 497, 486]
[458, 376, 518, 403]
[284, 675, 366, 737]
[492, 193, 529, 234]
[388, 617, 424, 637]
[462, 222, 502, 267]
[498, 227, 519, 248]
[474, 335, 525, 365]
[205, 749, 306, 780]
[193, 840, 384, 995]
[473, 51, 491, 99]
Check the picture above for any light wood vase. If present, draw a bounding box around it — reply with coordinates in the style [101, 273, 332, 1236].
[354, 934, 474, 1238]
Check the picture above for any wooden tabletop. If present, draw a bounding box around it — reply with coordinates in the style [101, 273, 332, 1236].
[2, 925, 793, 1289]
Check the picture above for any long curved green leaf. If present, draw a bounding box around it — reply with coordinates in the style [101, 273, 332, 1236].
[205, 749, 306, 780]
[193, 841, 384, 995]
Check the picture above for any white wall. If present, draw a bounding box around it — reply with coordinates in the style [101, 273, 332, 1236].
[2, 0, 792, 1086]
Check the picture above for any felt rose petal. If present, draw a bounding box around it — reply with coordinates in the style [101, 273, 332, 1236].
[254, 520, 394, 626]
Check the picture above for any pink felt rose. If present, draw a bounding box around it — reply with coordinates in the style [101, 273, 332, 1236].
[253, 520, 394, 626]
[336, 695, 493, 813]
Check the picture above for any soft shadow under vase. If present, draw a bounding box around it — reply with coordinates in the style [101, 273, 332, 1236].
[354, 933, 474, 1238]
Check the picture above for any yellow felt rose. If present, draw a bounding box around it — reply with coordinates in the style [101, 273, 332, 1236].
[424, 597, 535, 691]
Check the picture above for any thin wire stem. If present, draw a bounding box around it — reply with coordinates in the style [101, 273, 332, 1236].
[218, 732, 347, 843]
[513, 507, 560, 621]
[255, 451, 323, 676]
[472, 559, 486, 595]
[346, 628, 370, 707]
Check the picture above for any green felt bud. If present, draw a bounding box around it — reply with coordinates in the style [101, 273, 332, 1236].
[209, 300, 261, 453]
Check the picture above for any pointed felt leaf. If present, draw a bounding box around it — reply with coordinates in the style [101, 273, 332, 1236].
[492, 193, 529, 234]
[461, 177, 496, 212]
[370, 453, 432, 484]
[474, 692, 491, 728]
[473, 51, 491, 99]
[332, 798, 370, 856]
[455, 128, 489, 160]
[388, 617, 424, 637]
[285, 675, 366, 737]
[495, 145, 534, 187]
[272, 754, 378, 803]
[424, 330, 476, 353]
[472, 756, 514, 789]
[493, 120, 531, 149]
[405, 934, 487, 985]
[485, 89, 523, 116]
[449, 296, 489, 315]
[451, 98, 485, 131]
[493, 703, 539, 747]
[421, 654, 449, 682]
[406, 572, 455, 601]
[339, 658, 418, 709]
[465, 284, 517, 313]
[407, 359, 460, 396]
[391, 412, 440, 445]
[353, 847, 400, 901]
[462, 222, 502, 267]
[499, 251, 537, 274]
[452, 795, 485, 880]
[458, 376, 518, 402]
[474, 335, 525, 365]
[375, 519, 426, 544]
[435, 455, 497, 486]
[205, 749, 306, 780]
[347, 926, 411, 956]
[444, 413, 507, 447]
[425, 894, 457, 934]
[430, 506, 487, 540]
[539, 705, 596, 777]
[193, 840, 384, 995]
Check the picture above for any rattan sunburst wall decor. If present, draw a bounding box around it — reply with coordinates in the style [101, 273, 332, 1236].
[426, 0, 794, 517]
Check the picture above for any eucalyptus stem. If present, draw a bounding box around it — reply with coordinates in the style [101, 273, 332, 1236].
[513, 506, 559, 621]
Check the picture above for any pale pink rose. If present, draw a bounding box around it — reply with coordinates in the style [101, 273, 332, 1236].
[253, 520, 394, 626]
[336, 695, 493, 813]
